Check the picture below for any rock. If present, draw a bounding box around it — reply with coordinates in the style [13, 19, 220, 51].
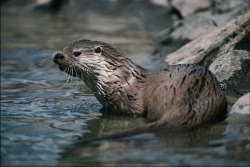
[164, 10, 250, 66]
[207, 0, 250, 26]
[151, 0, 249, 65]
[209, 50, 250, 97]
[169, 0, 249, 25]
[169, 0, 212, 17]
[230, 93, 250, 115]
[226, 92, 249, 139]
[152, 15, 217, 58]
[209, 50, 250, 82]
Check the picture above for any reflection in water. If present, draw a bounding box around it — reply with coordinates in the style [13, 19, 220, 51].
[58, 120, 245, 166]
[79, 116, 229, 147]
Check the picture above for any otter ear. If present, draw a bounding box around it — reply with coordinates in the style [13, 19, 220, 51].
[94, 47, 102, 53]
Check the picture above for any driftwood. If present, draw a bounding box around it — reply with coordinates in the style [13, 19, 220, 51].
[164, 10, 250, 65]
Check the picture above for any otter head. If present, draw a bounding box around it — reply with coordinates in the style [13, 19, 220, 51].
[52, 39, 146, 112]
[52, 39, 124, 76]
[52, 39, 125, 92]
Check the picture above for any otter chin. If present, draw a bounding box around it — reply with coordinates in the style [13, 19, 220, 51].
[52, 39, 227, 141]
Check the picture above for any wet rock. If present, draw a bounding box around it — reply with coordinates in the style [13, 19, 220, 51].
[152, 15, 217, 59]
[208, 0, 250, 26]
[226, 93, 249, 139]
[163, 10, 250, 66]
[169, 0, 212, 17]
[152, 0, 249, 64]
[169, 0, 249, 25]
[209, 50, 250, 82]
[230, 93, 250, 115]
[209, 50, 250, 97]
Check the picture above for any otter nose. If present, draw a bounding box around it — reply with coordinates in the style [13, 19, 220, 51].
[54, 53, 64, 60]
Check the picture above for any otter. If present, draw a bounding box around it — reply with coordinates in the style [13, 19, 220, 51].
[52, 39, 227, 143]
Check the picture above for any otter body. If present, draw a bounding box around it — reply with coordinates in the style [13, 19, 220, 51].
[52, 39, 227, 132]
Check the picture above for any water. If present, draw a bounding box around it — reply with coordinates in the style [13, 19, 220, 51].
[1, 2, 249, 166]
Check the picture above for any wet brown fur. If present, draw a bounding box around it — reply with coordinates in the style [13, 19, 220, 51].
[52, 39, 228, 143]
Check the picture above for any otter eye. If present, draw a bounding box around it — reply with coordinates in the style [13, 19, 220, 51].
[73, 52, 81, 57]
[94, 47, 102, 53]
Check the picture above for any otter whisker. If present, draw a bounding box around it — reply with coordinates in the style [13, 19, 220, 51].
[70, 67, 75, 84]
[67, 67, 71, 84]
[77, 63, 90, 78]
[65, 67, 72, 85]
[42, 57, 53, 64]
[71, 67, 75, 84]
[73, 66, 79, 85]
[70, 67, 74, 84]
[47, 61, 55, 69]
